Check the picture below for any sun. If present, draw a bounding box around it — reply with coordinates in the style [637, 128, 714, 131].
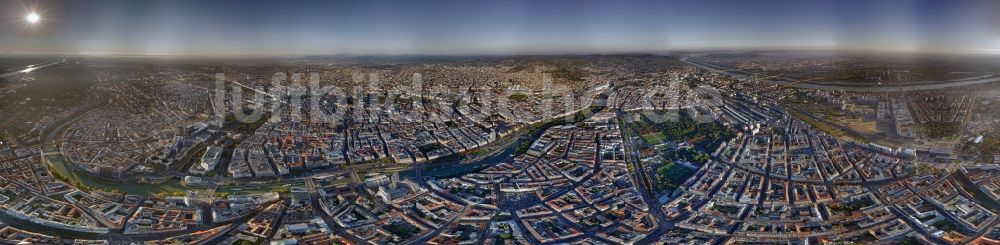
[26, 12, 40, 24]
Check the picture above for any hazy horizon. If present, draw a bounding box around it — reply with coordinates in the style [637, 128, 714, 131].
[3, 0, 999, 56]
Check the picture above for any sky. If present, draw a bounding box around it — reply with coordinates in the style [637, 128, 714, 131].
[1, 0, 999, 56]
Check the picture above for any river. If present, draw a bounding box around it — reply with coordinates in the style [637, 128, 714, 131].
[402, 91, 610, 179]
[40, 87, 611, 194]
[0, 59, 65, 78]
[40, 97, 189, 195]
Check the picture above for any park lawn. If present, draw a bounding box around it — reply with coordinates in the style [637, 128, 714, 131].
[921, 122, 960, 140]
[633, 110, 736, 150]
[508, 93, 528, 102]
[653, 162, 695, 191]
[641, 132, 667, 145]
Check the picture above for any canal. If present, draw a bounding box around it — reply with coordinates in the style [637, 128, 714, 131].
[43, 90, 610, 194]
[402, 91, 609, 179]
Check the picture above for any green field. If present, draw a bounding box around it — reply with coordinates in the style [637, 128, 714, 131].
[640, 132, 667, 145]
[625, 111, 732, 192]
[653, 163, 694, 191]
[661, 147, 712, 165]
[628, 111, 735, 150]
[508, 93, 528, 102]
[921, 122, 960, 140]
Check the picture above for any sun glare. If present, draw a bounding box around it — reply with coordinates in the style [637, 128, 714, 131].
[26, 12, 40, 24]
